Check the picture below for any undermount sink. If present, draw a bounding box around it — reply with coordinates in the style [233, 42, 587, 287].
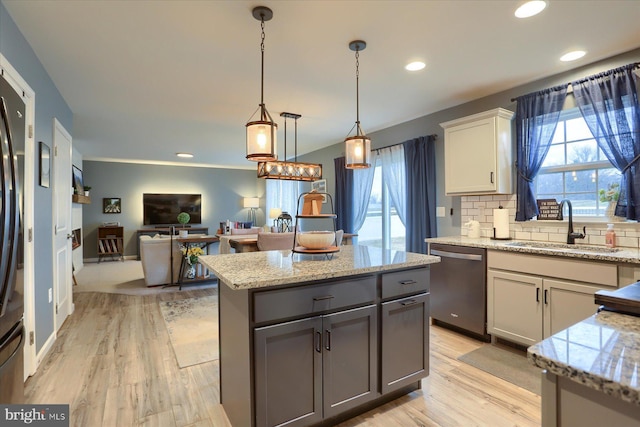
[505, 241, 620, 253]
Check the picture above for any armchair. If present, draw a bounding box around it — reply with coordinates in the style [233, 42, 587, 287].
[139, 235, 183, 286]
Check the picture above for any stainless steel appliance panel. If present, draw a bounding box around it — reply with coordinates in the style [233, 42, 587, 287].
[0, 73, 25, 403]
[429, 243, 487, 337]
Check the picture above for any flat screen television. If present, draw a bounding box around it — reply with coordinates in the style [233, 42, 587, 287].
[143, 193, 202, 226]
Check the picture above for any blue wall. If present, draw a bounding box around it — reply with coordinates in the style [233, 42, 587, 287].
[82, 161, 264, 258]
[1, 2, 73, 353]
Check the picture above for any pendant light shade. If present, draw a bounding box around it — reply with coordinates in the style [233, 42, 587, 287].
[344, 40, 371, 169]
[246, 6, 277, 162]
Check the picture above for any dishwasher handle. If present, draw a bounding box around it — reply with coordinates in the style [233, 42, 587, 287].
[430, 249, 483, 262]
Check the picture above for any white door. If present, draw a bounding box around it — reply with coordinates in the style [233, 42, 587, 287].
[52, 119, 73, 330]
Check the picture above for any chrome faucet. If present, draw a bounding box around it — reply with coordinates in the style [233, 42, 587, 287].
[559, 199, 586, 244]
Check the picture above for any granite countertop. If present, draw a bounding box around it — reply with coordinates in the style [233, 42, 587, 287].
[528, 310, 640, 406]
[426, 236, 640, 264]
[199, 244, 440, 290]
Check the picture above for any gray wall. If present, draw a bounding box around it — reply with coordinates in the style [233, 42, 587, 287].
[82, 161, 265, 258]
[1, 2, 73, 353]
[300, 47, 640, 238]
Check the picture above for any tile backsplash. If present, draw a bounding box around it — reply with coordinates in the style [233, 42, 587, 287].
[460, 195, 640, 248]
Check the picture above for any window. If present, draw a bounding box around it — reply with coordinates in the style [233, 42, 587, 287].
[358, 160, 406, 250]
[265, 180, 301, 225]
[534, 108, 620, 217]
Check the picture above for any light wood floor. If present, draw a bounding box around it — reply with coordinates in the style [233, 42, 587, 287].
[25, 285, 541, 426]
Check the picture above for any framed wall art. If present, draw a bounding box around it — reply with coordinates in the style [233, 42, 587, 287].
[103, 197, 122, 214]
[72, 165, 84, 195]
[311, 179, 327, 203]
[39, 142, 50, 188]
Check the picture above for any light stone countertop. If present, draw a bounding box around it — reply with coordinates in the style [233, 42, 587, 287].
[199, 244, 440, 290]
[426, 236, 640, 264]
[528, 310, 640, 406]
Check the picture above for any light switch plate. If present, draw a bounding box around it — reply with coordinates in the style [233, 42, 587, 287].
[436, 206, 446, 217]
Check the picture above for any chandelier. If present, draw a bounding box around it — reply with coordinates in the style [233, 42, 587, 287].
[246, 6, 277, 162]
[344, 40, 371, 169]
[257, 112, 322, 181]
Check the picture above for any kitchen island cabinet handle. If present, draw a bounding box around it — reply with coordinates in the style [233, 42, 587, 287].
[325, 330, 331, 351]
[536, 288, 540, 302]
[490, 172, 494, 183]
[399, 280, 417, 286]
[313, 295, 334, 301]
[544, 289, 549, 305]
[315, 331, 322, 353]
[400, 299, 417, 306]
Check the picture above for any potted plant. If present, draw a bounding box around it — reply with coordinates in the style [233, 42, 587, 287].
[83, 185, 92, 197]
[177, 212, 191, 237]
[599, 182, 621, 221]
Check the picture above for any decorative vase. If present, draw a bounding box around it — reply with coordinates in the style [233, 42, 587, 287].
[179, 229, 189, 238]
[186, 264, 196, 279]
[606, 201, 623, 222]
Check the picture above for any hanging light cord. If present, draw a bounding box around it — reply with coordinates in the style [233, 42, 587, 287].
[259, 15, 266, 120]
[355, 48, 361, 135]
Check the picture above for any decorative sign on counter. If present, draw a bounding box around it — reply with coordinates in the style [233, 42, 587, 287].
[536, 199, 563, 220]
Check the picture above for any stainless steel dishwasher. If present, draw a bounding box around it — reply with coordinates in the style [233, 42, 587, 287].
[429, 243, 488, 340]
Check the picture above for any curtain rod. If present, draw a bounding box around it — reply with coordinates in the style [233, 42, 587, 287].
[510, 62, 640, 103]
[373, 134, 438, 153]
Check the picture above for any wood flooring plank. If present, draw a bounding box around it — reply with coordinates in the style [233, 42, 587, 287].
[24, 262, 540, 427]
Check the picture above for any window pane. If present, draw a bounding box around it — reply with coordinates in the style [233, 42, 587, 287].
[359, 166, 382, 248]
[536, 172, 564, 195]
[565, 170, 596, 193]
[551, 121, 565, 144]
[567, 140, 597, 164]
[389, 206, 406, 251]
[541, 144, 565, 167]
[566, 117, 592, 141]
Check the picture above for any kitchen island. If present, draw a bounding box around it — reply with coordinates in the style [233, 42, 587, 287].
[200, 245, 440, 427]
[528, 310, 640, 426]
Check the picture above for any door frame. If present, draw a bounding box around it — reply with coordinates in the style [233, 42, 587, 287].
[0, 54, 37, 379]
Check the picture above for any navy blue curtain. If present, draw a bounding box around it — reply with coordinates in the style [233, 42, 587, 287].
[515, 86, 568, 221]
[572, 63, 640, 220]
[404, 135, 436, 254]
[334, 157, 354, 233]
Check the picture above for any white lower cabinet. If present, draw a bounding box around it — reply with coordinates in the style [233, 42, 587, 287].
[488, 271, 606, 346]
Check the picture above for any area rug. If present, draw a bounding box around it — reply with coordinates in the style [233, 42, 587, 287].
[159, 295, 218, 368]
[458, 344, 541, 395]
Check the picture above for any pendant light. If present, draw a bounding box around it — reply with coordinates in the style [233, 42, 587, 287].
[246, 6, 277, 162]
[257, 112, 323, 181]
[344, 40, 371, 169]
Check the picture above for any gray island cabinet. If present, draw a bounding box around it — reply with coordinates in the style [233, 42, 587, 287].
[199, 245, 440, 427]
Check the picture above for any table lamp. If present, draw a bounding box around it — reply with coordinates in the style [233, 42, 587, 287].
[243, 197, 259, 224]
[269, 208, 282, 230]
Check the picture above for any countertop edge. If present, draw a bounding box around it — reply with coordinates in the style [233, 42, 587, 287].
[426, 236, 640, 264]
[527, 311, 640, 407]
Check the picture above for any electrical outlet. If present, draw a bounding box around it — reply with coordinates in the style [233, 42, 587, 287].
[48, 288, 52, 303]
[436, 206, 446, 218]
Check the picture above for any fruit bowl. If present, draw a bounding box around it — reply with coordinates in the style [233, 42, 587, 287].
[297, 231, 335, 249]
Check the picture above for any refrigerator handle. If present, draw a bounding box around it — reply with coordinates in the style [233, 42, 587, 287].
[0, 322, 23, 371]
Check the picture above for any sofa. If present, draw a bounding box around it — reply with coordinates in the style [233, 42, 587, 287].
[139, 235, 183, 286]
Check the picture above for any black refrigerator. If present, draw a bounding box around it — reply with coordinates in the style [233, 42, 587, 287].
[0, 72, 25, 404]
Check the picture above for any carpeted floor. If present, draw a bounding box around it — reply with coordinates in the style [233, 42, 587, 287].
[458, 344, 542, 395]
[74, 259, 216, 295]
[159, 295, 219, 368]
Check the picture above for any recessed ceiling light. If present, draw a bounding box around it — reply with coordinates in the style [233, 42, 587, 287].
[405, 61, 426, 71]
[515, 1, 547, 18]
[560, 50, 586, 62]
[176, 152, 194, 158]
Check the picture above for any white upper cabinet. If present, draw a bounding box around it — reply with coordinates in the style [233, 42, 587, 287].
[440, 108, 514, 195]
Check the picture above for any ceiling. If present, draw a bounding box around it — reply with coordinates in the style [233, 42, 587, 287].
[4, 1, 640, 170]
